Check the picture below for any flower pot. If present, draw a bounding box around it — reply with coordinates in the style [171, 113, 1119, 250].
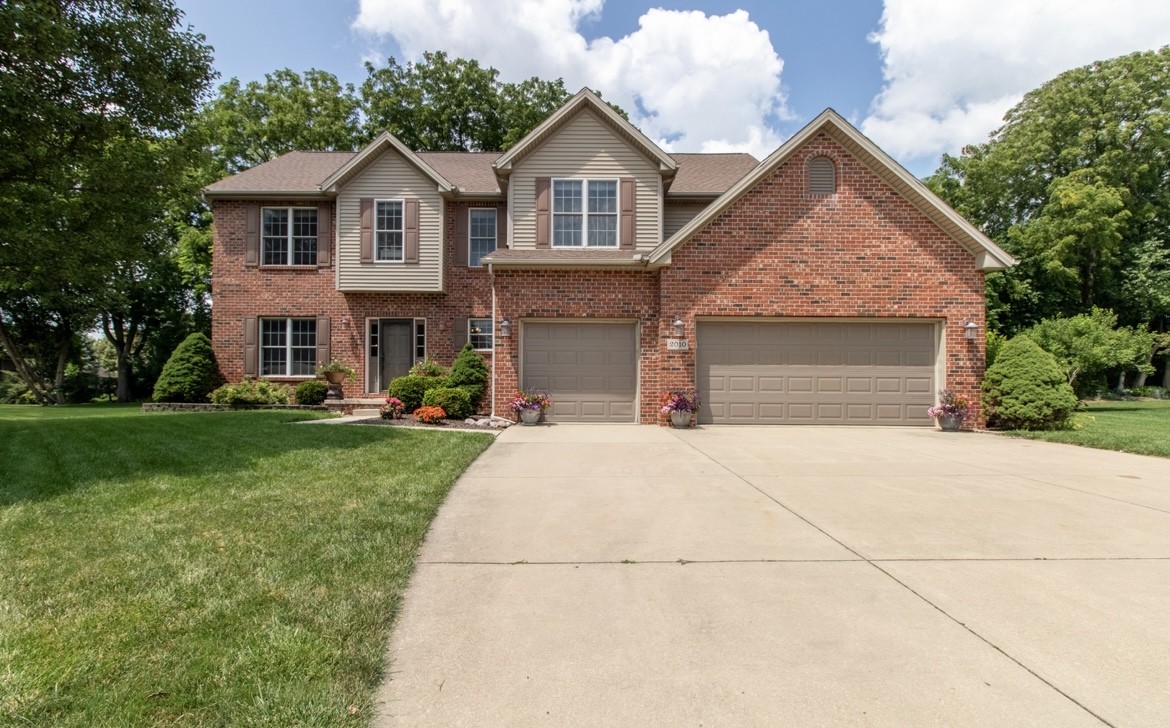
[937, 414, 963, 431]
[670, 410, 693, 428]
[322, 371, 347, 385]
[519, 408, 541, 425]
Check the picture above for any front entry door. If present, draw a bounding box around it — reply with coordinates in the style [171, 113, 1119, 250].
[380, 320, 413, 390]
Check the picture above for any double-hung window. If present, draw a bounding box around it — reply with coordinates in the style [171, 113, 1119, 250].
[552, 179, 617, 247]
[260, 318, 317, 377]
[469, 209, 497, 267]
[375, 200, 404, 262]
[262, 207, 317, 265]
[468, 318, 493, 351]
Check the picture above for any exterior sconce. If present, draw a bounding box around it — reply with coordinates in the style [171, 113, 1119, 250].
[341, 316, 351, 328]
[672, 316, 685, 338]
[963, 320, 979, 340]
[499, 317, 512, 338]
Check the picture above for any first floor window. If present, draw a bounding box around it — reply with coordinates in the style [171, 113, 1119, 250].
[553, 179, 617, 247]
[262, 207, 317, 265]
[376, 200, 404, 261]
[469, 208, 497, 267]
[261, 318, 316, 376]
[415, 319, 426, 360]
[469, 318, 493, 351]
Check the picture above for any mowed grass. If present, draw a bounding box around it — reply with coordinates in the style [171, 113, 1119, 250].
[0, 405, 492, 726]
[1005, 399, 1170, 458]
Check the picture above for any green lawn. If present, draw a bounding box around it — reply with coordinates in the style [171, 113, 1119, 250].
[0, 405, 492, 726]
[1005, 399, 1170, 458]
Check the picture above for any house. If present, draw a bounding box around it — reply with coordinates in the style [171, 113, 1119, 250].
[204, 89, 1014, 426]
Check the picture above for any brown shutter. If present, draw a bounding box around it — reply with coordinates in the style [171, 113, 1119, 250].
[245, 204, 260, 266]
[316, 316, 331, 368]
[453, 317, 468, 351]
[494, 205, 505, 250]
[316, 202, 332, 267]
[620, 178, 636, 250]
[404, 198, 419, 263]
[453, 204, 469, 266]
[535, 177, 550, 248]
[360, 198, 373, 263]
[243, 317, 257, 376]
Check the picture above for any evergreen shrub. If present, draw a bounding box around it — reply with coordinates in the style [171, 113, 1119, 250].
[983, 335, 1078, 430]
[294, 379, 329, 406]
[447, 343, 489, 406]
[388, 374, 446, 411]
[152, 333, 224, 403]
[209, 379, 291, 405]
[422, 386, 473, 419]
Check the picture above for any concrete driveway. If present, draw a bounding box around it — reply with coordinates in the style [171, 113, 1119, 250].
[373, 425, 1170, 727]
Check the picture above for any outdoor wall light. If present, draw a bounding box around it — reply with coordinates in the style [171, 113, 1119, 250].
[672, 316, 685, 338]
[499, 317, 512, 338]
[963, 319, 979, 340]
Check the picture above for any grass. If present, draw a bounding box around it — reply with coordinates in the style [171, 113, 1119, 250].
[0, 404, 493, 727]
[1004, 399, 1170, 458]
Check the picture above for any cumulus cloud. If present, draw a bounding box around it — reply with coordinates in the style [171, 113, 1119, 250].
[353, 0, 788, 157]
[863, 0, 1170, 165]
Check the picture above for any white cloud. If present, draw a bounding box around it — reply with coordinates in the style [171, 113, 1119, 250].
[353, 0, 787, 157]
[863, 0, 1170, 164]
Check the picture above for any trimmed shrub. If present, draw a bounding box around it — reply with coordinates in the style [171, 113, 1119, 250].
[210, 379, 291, 405]
[388, 374, 446, 411]
[294, 379, 329, 406]
[152, 333, 224, 403]
[413, 405, 446, 424]
[422, 386, 473, 419]
[983, 335, 1078, 430]
[448, 343, 489, 406]
[409, 358, 448, 377]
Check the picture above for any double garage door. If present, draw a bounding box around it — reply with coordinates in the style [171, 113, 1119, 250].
[522, 322, 637, 422]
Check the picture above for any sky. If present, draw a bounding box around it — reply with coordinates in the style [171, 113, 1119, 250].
[180, 0, 1170, 178]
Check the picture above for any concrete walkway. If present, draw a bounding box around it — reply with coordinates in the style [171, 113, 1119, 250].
[373, 425, 1170, 727]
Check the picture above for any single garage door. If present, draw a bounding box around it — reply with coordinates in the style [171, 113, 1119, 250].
[522, 322, 637, 422]
[697, 321, 936, 425]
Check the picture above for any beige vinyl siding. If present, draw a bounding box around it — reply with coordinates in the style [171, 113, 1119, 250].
[337, 149, 443, 291]
[510, 109, 661, 251]
[663, 203, 709, 239]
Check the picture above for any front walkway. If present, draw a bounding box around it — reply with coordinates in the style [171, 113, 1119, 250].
[373, 425, 1170, 727]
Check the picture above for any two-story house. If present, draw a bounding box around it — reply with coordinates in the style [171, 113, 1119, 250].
[205, 89, 1014, 426]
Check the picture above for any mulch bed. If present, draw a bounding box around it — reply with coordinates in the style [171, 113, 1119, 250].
[350, 414, 511, 432]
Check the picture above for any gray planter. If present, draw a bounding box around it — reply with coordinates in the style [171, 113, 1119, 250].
[670, 410, 694, 428]
[937, 414, 963, 431]
[519, 408, 542, 426]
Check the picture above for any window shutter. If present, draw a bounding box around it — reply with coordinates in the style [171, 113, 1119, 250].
[535, 177, 550, 248]
[316, 316, 331, 368]
[809, 157, 836, 195]
[620, 178, 636, 250]
[316, 202, 332, 267]
[454, 204, 469, 266]
[453, 317, 468, 351]
[494, 205, 505, 250]
[245, 205, 259, 266]
[404, 198, 420, 263]
[243, 317, 258, 376]
[360, 198, 373, 263]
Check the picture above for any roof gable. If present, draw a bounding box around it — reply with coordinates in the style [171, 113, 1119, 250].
[319, 132, 454, 194]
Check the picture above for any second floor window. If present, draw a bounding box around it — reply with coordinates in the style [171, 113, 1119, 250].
[553, 179, 617, 247]
[469, 208, 497, 267]
[262, 207, 317, 265]
[376, 200, 404, 262]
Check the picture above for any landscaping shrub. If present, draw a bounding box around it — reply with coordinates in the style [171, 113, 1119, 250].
[152, 333, 224, 403]
[983, 335, 1078, 430]
[210, 379, 291, 405]
[447, 343, 489, 406]
[294, 379, 329, 406]
[422, 386, 473, 419]
[413, 405, 446, 424]
[388, 374, 446, 411]
[409, 358, 448, 377]
[0, 371, 30, 404]
[985, 330, 1007, 369]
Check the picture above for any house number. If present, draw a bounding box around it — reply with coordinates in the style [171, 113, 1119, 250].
[667, 338, 689, 351]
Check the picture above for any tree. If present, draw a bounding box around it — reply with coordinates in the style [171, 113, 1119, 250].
[927, 47, 1170, 335]
[1025, 308, 1155, 397]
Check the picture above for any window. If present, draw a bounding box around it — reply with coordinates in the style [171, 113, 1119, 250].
[552, 179, 617, 247]
[262, 207, 317, 265]
[375, 200, 404, 261]
[469, 208, 497, 267]
[260, 318, 316, 377]
[808, 157, 836, 195]
[414, 319, 426, 360]
[468, 318, 493, 351]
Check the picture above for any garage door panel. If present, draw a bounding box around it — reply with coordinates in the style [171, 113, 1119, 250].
[817, 377, 843, 393]
[523, 322, 637, 423]
[789, 377, 813, 393]
[760, 376, 785, 392]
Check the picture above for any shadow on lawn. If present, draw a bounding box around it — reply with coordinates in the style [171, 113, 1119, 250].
[0, 409, 429, 507]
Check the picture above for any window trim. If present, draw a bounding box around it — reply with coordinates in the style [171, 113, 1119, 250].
[260, 206, 318, 266]
[551, 178, 619, 248]
[259, 317, 318, 378]
[373, 198, 406, 264]
[468, 317, 493, 352]
[468, 207, 497, 268]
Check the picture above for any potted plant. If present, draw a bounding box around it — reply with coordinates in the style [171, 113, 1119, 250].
[661, 389, 701, 428]
[510, 390, 551, 425]
[316, 358, 356, 400]
[927, 388, 970, 431]
[380, 397, 405, 420]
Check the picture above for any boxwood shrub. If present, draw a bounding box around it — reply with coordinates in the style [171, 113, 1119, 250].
[422, 386, 473, 419]
[294, 379, 329, 406]
[982, 335, 1077, 430]
[388, 374, 446, 411]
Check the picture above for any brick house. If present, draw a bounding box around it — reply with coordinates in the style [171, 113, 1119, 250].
[205, 89, 1014, 426]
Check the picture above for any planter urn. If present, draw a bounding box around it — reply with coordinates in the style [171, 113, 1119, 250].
[322, 371, 346, 400]
[937, 414, 963, 432]
[519, 408, 541, 426]
[670, 410, 693, 428]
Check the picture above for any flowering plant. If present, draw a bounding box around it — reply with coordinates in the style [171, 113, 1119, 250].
[927, 389, 971, 419]
[660, 389, 702, 414]
[510, 390, 551, 413]
[380, 397, 405, 419]
[316, 358, 356, 381]
[414, 405, 446, 424]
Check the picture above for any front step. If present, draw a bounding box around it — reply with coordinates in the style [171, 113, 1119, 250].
[351, 408, 381, 418]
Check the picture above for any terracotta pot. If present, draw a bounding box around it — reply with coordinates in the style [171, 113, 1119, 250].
[322, 370, 347, 385]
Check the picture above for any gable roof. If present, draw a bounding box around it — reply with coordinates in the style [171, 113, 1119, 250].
[668, 153, 758, 196]
[203, 151, 355, 197]
[648, 109, 1016, 271]
[318, 131, 454, 193]
[416, 151, 502, 194]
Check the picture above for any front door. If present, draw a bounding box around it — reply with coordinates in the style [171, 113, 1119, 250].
[380, 320, 413, 390]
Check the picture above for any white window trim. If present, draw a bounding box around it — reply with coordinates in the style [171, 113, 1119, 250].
[551, 178, 619, 248]
[468, 207, 497, 268]
[373, 198, 406, 264]
[259, 317, 318, 379]
[468, 317, 493, 352]
[261, 206, 318, 266]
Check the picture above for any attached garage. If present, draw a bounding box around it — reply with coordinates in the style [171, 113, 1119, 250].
[697, 321, 936, 425]
[521, 322, 638, 422]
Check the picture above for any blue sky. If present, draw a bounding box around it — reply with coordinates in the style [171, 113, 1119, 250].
[180, 0, 1170, 177]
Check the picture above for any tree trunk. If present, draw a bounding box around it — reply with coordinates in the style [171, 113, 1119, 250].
[0, 315, 51, 403]
[53, 336, 70, 404]
[116, 354, 133, 402]
[1115, 371, 1127, 395]
[1163, 362, 1170, 390]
